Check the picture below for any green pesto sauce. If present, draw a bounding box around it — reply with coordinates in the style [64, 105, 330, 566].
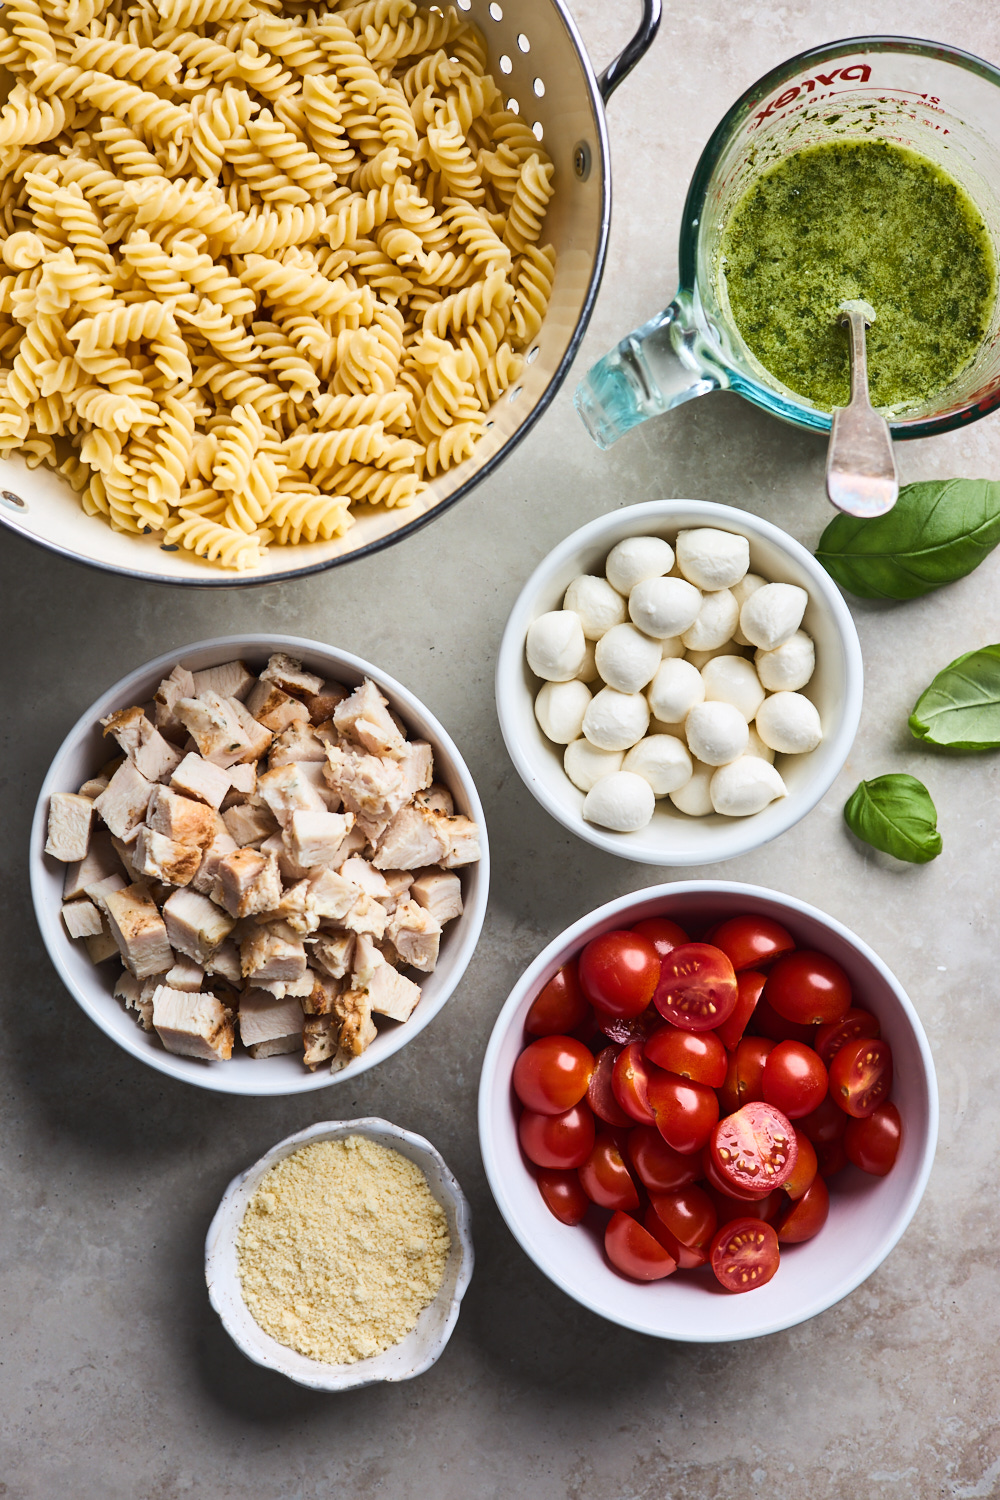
[719, 139, 996, 411]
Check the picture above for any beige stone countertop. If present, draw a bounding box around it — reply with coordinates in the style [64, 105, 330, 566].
[3, 2, 1000, 1496]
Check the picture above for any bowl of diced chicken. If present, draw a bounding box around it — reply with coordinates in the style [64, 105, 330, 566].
[31, 635, 489, 1095]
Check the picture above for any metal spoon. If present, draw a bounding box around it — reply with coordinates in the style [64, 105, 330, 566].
[825, 300, 898, 518]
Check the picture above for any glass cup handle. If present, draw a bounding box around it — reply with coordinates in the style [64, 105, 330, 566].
[598, 0, 662, 102]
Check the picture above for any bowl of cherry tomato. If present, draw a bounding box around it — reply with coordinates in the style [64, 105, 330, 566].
[477, 883, 937, 1342]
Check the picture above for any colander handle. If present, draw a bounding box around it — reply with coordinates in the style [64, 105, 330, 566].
[598, 0, 662, 101]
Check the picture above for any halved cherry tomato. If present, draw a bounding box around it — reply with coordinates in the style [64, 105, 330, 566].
[596, 1003, 661, 1047]
[702, 1145, 773, 1201]
[814, 1007, 880, 1066]
[631, 916, 689, 957]
[578, 1133, 641, 1211]
[765, 950, 851, 1026]
[518, 1103, 595, 1169]
[710, 914, 795, 972]
[715, 970, 766, 1051]
[653, 943, 738, 1031]
[816, 1139, 848, 1177]
[579, 931, 661, 1020]
[749, 993, 817, 1046]
[644, 1025, 727, 1087]
[645, 1186, 717, 1268]
[605, 1211, 676, 1280]
[536, 1169, 590, 1225]
[718, 1035, 773, 1115]
[798, 1093, 847, 1146]
[829, 1037, 893, 1118]
[709, 1218, 780, 1292]
[775, 1174, 829, 1243]
[761, 1040, 828, 1120]
[705, 1184, 784, 1227]
[513, 1036, 595, 1115]
[647, 1070, 720, 1154]
[611, 1040, 656, 1124]
[628, 1125, 701, 1193]
[587, 1045, 633, 1127]
[710, 1101, 797, 1194]
[844, 1101, 902, 1176]
[525, 963, 590, 1037]
[782, 1129, 818, 1201]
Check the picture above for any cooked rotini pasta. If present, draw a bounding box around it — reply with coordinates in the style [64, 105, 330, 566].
[0, 0, 556, 569]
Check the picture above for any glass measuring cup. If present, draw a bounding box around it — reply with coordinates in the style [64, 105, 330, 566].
[576, 36, 1000, 447]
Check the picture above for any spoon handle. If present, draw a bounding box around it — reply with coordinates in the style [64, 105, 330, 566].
[826, 307, 899, 519]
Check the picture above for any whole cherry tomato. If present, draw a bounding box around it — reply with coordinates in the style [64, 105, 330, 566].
[710, 914, 795, 972]
[775, 1174, 829, 1243]
[709, 1218, 780, 1292]
[844, 1101, 902, 1176]
[765, 950, 851, 1026]
[718, 1035, 773, 1115]
[645, 1185, 717, 1268]
[814, 1007, 880, 1066]
[653, 943, 738, 1032]
[579, 931, 661, 1020]
[829, 1037, 893, 1118]
[631, 916, 689, 957]
[536, 1169, 590, 1226]
[518, 1103, 595, 1169]
[513, 1036, 595, 1115]
[782, 1129, 818, 1201]
[647, 1070, 720, 1155]
[749, 993, 817, 1046]
[761, 1040, 828, 1119]
[627, 1125, 701, 1193]
[798, 1093, 847, 1147]
[715, 970, 766, 1051]
[710, 1101, 798, 1194]
[612, 1039, 656, 1124]
[525, 962, 590, 1037]
[578, 1133, 641, 1211]
[587, 1045, 633, 1127]
[604, 1211, 676, 1280]
[644, 1025, 727, 1087]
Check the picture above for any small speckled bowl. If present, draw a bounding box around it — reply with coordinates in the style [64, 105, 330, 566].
[205, 1118, 474, 1391]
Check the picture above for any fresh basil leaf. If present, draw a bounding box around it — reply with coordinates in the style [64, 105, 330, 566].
[909, 644, 1000, 750]
[815, 478, 1000, 600]
[843, 774, 942, 863]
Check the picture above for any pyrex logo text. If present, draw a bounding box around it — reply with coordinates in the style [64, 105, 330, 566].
[751, 64, 873, 128]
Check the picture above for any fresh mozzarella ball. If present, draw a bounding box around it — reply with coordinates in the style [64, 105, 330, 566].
[745, 724, 775, 763]
[755, 631, 816, 692]
[583, 771, 655, 832]
[564, 575, 627, 640]
[526, 611, 587, 681]
[576, 638, 599, 683]
[564, 738, 624, 792]
[605, 536, 674, 594]
[675, 528, 750, 590]
[731, 572, 766, 646]
[755, 692, 823, 754]
[661, 636, 686, 659]
[647, 657, 705, 724]
[583, 686, 650, 751]
[685, 701, 750, 766]
[739, 583, 808, 651]
[685, 643, 748, 670]
[701, 655, 766, 721]
[534, 680, 592, 744]
[622, 734, 693, 795]
[710, 757, 788, 817]
[628, 576, 702, 639]
[595, 623, 662, 694]
[668, 759, 714, 816]
[681, 589, 740, 651]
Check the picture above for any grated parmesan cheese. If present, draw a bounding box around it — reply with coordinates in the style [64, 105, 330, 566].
[236, 1135, 450, 1365]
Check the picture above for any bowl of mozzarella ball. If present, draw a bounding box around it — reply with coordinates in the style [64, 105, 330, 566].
[496, 501, 863, 865]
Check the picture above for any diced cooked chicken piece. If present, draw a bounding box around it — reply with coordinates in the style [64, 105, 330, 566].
[147, 785, 218, 850]
[100, 706, 183, 783]
[259, 830, 310, 884]
[191, 826, 238, 896]
[350, 932, 383, 989]
[165, 956, 205, 991]
[268, 720, 327, 766]
[63, 828, 122, 901]
[213, 847, 281, 918]
[264, 878, 311, 931]
[410, 867, 463, 925]
[260, 652, 325, 697]
[323, 744, 406, 820]
[379, 869, 416, 912]
[257, 762, 328, 826]
[414, 783, 455, 815]
[303, 1014, 341, 1069]
[284, 809, 356, 869]
[301, 971, 342, 1015]
[387, 898, 442, 972]
[204, 937, 241, 984]
[311, 930, 355, 980]
[85, 926, 120, 964]
[78, 776, 109, 799]
[241, 923, 307, 984]
[152, 986, 233, 1060]
[222, 801, 280, 847]
[304, 681, 350, 725]
[341, 891, 388, 940]
[133, 826, 201, 887]
[227, 697, 274, 761]
[367, 963, 422, 1022]
[94, 760, 155, 839]
[111, 835, 142, 882]
[104, 883, 173, 978]
[339, 857, 391, 900]
[175, 692, 253, 768]
[333, 678, 408, 759]
[162, 887, 235, 964]
[192, 660, 255, 703]
[279, 969, 316, 998]
[398, 742, 434, 801]
[170, 753, 231, 809]
[372, 805, 448, 870]
[228, 762, 257, 796]
[435, 812, 481, 869]
[239, 987, 305, 1056]
[83, 872, 126, 911]
[245, 678, 309, 733]
[62, 899, 104, 939]
[334, 987, 377, 1055]
[114, 969, 151, 1028]
[292, 760, 340, 811]
[46, 792, 94, 863]
[154, 665, 196, 736]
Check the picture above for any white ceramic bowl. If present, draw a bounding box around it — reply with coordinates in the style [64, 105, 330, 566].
[205, 1117, 474, 1391]
[495, 500, 863, 864]
[30, 634, 489, 1095]
[478, 881, 938, 1343]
